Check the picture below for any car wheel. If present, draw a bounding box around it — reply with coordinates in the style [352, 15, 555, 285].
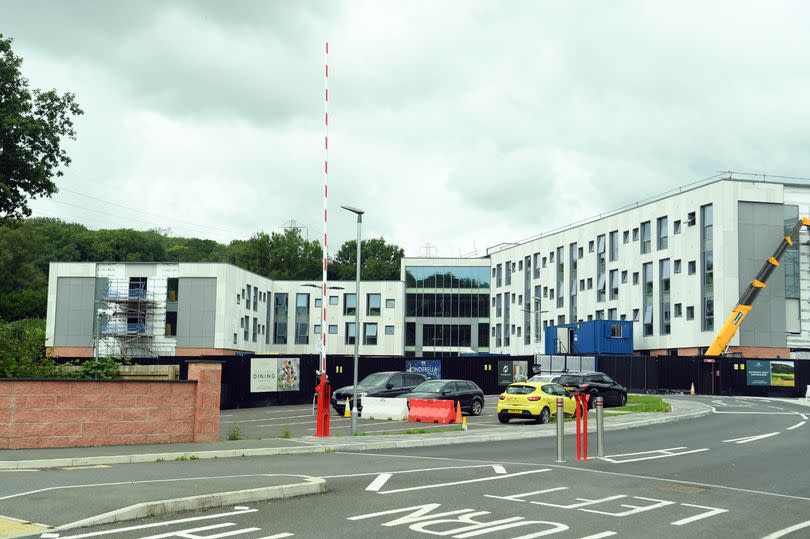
[498, 413, 510, 424]
[471, 399, 483, 416]
[588, 392, 598, 409]
[334, 407, 345, 416]
[618, 392, 627, 407]
[537, 407, 550, 424]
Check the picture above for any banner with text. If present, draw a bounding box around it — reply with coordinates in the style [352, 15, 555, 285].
[250, 357, 300, 392]
[405, 359, 442, 380]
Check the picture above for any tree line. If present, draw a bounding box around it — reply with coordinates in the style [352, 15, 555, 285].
[0, 217, 404, 322]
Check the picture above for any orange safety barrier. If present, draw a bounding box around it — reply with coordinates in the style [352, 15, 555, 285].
[408, 399, 457, 424]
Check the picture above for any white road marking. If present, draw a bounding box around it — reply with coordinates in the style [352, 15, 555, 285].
[602, 447, 687, 458]
[787, 421, 806, 430]
[723, 432, 780, 444]
[485, 487, 568, 501]
[577, 533, 617, 539]
[366, 473, 393, 492]
[711, 409, 804, 416]
[222, 414, 314, 424]
[233, 506, 249, 511]
[322, 464, 507, 479]
[492, 465, 507, 474]
[670, 504, 729, 526]
[580, 496, 675, 517]
[801, 414, 808, 420]
[139, 523, 260, 539]
[379, 469, 551, 494]
[57, 509, 258, 538]
[761, 519, 810, 538]
[601, 448, 710, 463]
[255, 535, 294, 539]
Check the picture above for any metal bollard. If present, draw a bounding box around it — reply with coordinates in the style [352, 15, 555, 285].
[596, 396, 605, 458]
[556, 397, 565, 463]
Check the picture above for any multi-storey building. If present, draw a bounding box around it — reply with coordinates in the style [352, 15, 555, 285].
[46, 262, 404, 357]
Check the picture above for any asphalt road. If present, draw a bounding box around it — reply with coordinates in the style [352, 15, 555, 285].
[4, 395, 810, 538]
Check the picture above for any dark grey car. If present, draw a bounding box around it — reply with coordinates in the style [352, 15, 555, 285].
[331, 371, 427, 414]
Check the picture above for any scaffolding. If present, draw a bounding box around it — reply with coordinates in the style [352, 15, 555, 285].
[96, 278, 175, 358]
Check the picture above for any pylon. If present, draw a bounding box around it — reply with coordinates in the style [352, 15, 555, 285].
[344, 398, 351, 418]
[690, 383, 696, 395]
[461, 416, 468, 431]
[455, 401, 462, 423]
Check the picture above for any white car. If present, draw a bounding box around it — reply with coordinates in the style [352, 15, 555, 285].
[528, 374, 560, 384]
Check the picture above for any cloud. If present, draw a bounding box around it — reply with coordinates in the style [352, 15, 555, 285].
[3, 0, 810, 257]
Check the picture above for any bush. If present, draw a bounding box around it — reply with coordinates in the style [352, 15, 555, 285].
[0, 318, 65, 378]
[69, 355, 131, 379]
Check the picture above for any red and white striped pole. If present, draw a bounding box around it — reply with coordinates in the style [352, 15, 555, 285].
[315, 41, 331, 437]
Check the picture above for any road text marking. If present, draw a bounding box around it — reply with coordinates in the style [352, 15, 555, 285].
[722, 432, 780, 444]
[379, 469, 550, 494]
[366, 473, 393, 492]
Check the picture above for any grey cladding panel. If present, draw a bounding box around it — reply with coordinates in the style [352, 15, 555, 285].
[737, 202, 786, 348]
[177, 278, 217, 347]
[54, 277, 95, 347]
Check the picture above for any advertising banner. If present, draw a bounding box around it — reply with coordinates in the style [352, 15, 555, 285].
[498, 360, 529, 385]
[746, 359, 795, 387]
[405, 359, 442, 380]
[250, 357, 300, 393]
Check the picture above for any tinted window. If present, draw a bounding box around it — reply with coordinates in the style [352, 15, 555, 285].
[465, 381, 479, 391]
[602, 374, 615, 384]
[405, 374, 425, 386]
[389, 374, 405, 388]
[506, 385, 535, 395]
[445, 382, 460, 392]
[360, 372, 391, 386]
[586, 374, 604, 383]
[557, 375, 583, 386]
[412, 380, 446, 393]
[541, 384, 557, 395]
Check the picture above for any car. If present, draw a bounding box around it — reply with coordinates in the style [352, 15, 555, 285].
[398, 379, 485, 416]
[497, 382, 576, 424]
[331, 371, 427, 415]
[528, 374, 560, 383]
[555, 371, 628, 407]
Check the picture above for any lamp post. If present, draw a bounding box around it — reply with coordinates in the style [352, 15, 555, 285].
[341, 205, 364, 435]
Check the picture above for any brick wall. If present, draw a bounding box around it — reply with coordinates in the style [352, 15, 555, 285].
[0, 361, 222, 449]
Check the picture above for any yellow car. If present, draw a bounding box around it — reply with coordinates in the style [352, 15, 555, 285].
[497, 382, 576, 424]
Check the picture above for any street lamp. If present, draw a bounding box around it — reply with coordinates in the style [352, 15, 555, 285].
[341, 205, 364, 435]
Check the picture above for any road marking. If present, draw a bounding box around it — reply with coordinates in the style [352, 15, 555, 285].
[787, 421, 806, 430]
[801, 414, 808, 420]
[722, 432, 780, 444]
[322, 464, 508, 479]
[255, 534, 294, 539]
[762, 520, 810, 538]
[59, 465, 110, 471]
[602, 447, 687, 458]
[379, 469, 550, 494]
[222, 414, 315, 424]
[711, 409, 804, 416]
[670, 504, 729, 526]
[57, 509, 258, 538]
[485, 487, 568, 501]
[492, 465, 507, 474]
[366, 473, 393, 492]
[577, 533, 617, 538]
[139, 523, 260, 539]
[601, 448, 709, 463]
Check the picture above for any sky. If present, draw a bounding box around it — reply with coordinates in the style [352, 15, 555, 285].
[3, 1, 810, 257]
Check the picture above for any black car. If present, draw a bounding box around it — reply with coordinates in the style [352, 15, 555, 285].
[555, 371, 628, 407]
[332, 371, 427, 414]
[398, 379, 485, 416]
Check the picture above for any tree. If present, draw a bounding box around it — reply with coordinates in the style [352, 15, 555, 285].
[332, 237, 404, 281]
[0, 318, 59, 378]
[230, 229, 322, 280]
[0, 34, 83, 221]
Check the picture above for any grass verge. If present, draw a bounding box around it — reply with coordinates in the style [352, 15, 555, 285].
[608, 395, 671, 414]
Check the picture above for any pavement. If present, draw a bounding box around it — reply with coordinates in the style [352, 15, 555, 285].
[1, 394, 808, 538]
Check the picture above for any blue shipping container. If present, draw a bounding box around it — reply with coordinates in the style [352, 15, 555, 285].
[544, 320, 633, 355]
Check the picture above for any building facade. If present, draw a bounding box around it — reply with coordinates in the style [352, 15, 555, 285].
[46, 262, 404, 358]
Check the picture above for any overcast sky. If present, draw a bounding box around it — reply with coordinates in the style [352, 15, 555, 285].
[3, 1, 810, 256]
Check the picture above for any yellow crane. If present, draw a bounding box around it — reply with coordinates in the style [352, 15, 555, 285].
[706, 216, 810, 356]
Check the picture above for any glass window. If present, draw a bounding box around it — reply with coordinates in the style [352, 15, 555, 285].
[688, 261, 696, 275]
[674, 303, 682, 317]
[621, 270, 628, 284]
[674, 259, 682, 273]
[641, 221, 651, 254]
[386, 298, 396, 308]
[609, 269, 619, 300]
[633, 227, 639, 241]
[633, 272, 639, 285]
[633, 308, 639, 322]
[623, 230, 629, 244]
[329, 295, 339, 305]
[686, 306, 695, 320]
[314, 325, 322, 334]
[367, 293, 381, 316]
[385, 325, 395, 335]
[344, 293, 357, 315]
[701, 204, 714, 331]
[657, 216, 668, 250]
[588, 240, 594, 253]
[314, 298, 322, 308]
[674, 220, 681, 234]
[659, 259, 671, 335]
[295, 293, 309, 345]
[345, 322, 356, 345]
[609, 230, 619, 261]
[364, 323, 378, 345]
[273, 293, 288, 344]
[643, 262, 653, 336]
[328, 324, 338, 334]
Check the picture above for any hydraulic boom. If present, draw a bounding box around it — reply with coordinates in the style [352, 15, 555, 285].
[706, 216, 810, 356]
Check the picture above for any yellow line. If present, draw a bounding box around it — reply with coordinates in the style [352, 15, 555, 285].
[0, 515, 49, 537]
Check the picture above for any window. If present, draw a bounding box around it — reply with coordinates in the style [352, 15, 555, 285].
[328, 324, 337, 334]
[385, 298, 395, 308]
[542, 256, 547, 268]
[533, 253, 541, 277]
[252, 317, 258, 343]
[595, 310, 605, 320]
[512, 293, 516, 303]
[588, 240, 594, 253]
[233, 332, 237, 344]
[657, 216, 668, 250]
[633, 309, 640, 322]
[674, 259, 682, 273]
[621, 270, 628, 284]
[578, 246, 584, 259]
[609, 230, 619, 261]
[295, 293, 309, 345]
[610, 323, 622, 338]
[623, 230, 629, 244]
[687, 211, 696, 226]
[165, 311, 177, 337]
[643, 262, 653, 336]
[345, 322, 356, 345]
[496, 293, 502, 317]
[243, 315, 249, 341]
[587, 278, 593, 289]
[505, 261, 512, 286]
[701, 204, 714, 331]
[608, 308, 617, 320]
[385, 325, 395, 335]
[236, 293, 240, 305]
[633, 272, 639, 285]
[329, 295, 339, 305]
[315, 298, 322, 308]
[580, 279, 585, 291]
[674, 220, 681, 234]
[609, 269, 619, 300]
[314, 325, 322, 334]
[246, 284, 251, 310]
[549, 251, 555, 263]
[596, 235, 606, 302]
[167, 278, 178, 303]
[686, 306, 695, 320]
[496, 264, 503, 287]
[660, 259, 671, 335]
[587, 314, 593, 321]
[364, 323, 378, 345]
[273, 293, 288, 344]
[674, 303, 682, 317]
[518, 294, 523, 305]
[344, 293, 357, 315]
[253, 287, 258, 311]
[632, 227, 639, 241]
[367, 293, 381, 316]
[519, 260, 523, 271]
[640, 221, 651, 254]
[688, 261, 696, 275]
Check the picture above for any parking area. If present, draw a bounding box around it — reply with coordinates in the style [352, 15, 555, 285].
[218, 396, 555, 439]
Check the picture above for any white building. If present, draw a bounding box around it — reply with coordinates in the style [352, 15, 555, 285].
[46, 262, 404, 358]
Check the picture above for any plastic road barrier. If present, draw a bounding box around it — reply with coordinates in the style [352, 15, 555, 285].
[360, 397, 409, 421]
[408, 399, 456, 424]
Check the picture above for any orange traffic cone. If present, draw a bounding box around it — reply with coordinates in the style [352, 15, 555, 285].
[344, 398, 352, 418]
[690, 383, 695, 395]
[455, 401, 462, 423]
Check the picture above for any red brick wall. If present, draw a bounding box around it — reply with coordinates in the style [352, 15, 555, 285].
[0, 361, 222, 449]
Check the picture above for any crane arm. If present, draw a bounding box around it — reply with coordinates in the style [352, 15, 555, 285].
[705, 216, 810, 356]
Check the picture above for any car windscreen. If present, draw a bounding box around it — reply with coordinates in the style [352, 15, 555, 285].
[412, 380, 446, 393]
[505, 385, 535, 395]
[557, 375, 583, 386]
[529, 375, 554, 383]
[359, 372, 392, 386]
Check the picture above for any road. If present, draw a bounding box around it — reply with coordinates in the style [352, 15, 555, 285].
[3, 395, 809, 538]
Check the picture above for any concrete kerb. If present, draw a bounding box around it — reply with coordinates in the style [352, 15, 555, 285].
[0, 398, 712, 471]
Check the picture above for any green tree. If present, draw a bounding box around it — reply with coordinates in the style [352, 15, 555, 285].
[332, 237, 404, 280]
[0, 35, 83, 221]
[230, 229, 322, 280]
[0, 318, 60, 378]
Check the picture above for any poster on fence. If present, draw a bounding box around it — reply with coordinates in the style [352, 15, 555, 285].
[250, 357, 300, 392]
[406, 359, 441, 380]
[498, 360, 529, 385]
[746, 359, 795, 388]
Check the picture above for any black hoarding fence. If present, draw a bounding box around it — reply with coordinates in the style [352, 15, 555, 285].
[596, 355, 809, 398]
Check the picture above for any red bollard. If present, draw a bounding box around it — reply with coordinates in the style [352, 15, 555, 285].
[575, 393, 582, 460]
[574, 393, 590, 461]
[315, 372, 331, 437]
[583, 393, 590, 460]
